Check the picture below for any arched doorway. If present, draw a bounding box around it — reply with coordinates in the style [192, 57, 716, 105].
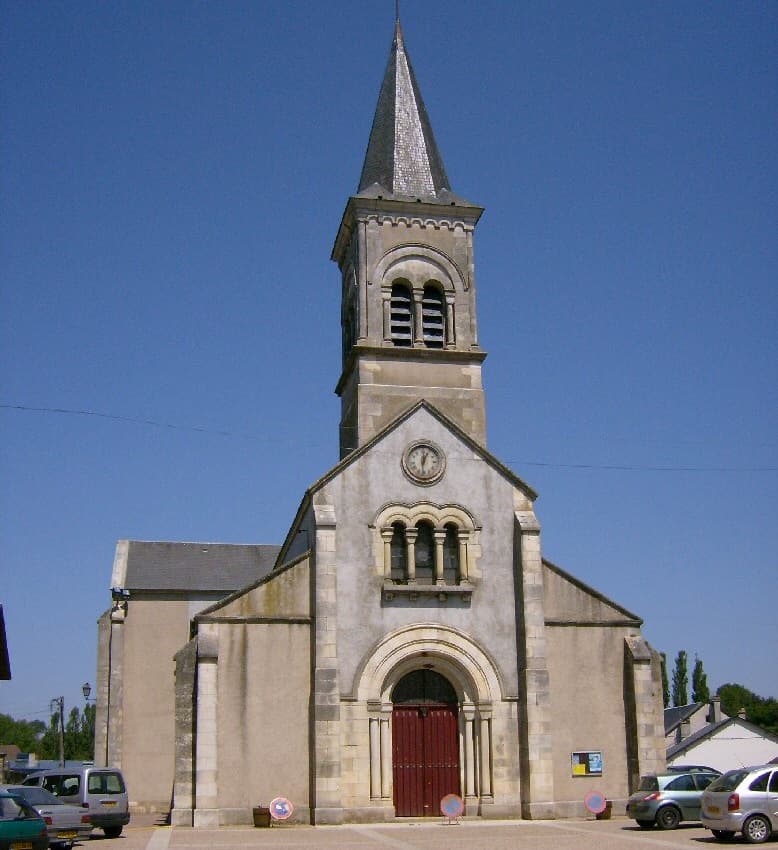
[391, 669, 460, 817]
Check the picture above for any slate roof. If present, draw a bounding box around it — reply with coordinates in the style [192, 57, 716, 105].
[358, 19, 464, 204]
[665, 703, 704, 735]
[121, 541, 281, 592]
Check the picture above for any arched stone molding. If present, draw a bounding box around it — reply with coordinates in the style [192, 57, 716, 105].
[349, 623, 504, 705]
[373, 244, 467, 292]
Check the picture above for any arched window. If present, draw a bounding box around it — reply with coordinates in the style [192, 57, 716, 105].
[390, 522, 408, 583]
[390, 282, 413, 346]
[414, 521, 435, 584]
[443, 523, 460, 585]
[421, 284, 445, 348]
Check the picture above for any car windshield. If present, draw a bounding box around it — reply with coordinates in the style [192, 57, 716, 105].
[708, 769, 750, 792]
[638, 776, 659, 791]
[7, 787, 62, 806]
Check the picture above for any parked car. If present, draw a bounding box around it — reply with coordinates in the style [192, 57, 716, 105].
[626, 770, 721, 829]
[1, 785, 91, 847]
[701, 764, 778, 843]
[667, 764, 721, 774]
[22, 766, 129, 838]
[0, 791, 49, 849]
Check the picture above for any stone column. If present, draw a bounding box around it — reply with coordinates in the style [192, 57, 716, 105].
[312, 504, 343, 824]
[433, 529, 446, 585]
[457, 530, 470, 583]
[193, 627, 219, 828]
[463, 708, 477, 803]
[380, 527, 393, 580]
[369, 716, 381, 799]
[479, 711, 493, 798]
[412, 290, 423, 345]
[624, 637, 665, 791]
[445, 295, 456, 348]
[405, 528, 417, 584]
[380, 704, 393, 800]
[381, 290, 392, 342]
[515, 510, 555, 819]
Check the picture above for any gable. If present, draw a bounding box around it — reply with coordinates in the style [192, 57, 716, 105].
[194, 553, 311, 621]
[543, 559, 642, 625]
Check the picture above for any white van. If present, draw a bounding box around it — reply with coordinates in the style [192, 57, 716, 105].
[22, 766, 130, 838]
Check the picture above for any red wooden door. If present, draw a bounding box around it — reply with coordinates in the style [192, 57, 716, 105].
[392, 704, 460, 816]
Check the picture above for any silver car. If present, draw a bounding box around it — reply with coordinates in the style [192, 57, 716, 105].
[1, 784, 92, 847]
[626, 770, 720, 829]
[701, 765, 778, 843]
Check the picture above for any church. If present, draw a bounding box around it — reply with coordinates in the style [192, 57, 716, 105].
[94, 19, 665, 825]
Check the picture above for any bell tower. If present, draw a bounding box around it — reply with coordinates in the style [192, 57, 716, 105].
[332, 19, 487, 459]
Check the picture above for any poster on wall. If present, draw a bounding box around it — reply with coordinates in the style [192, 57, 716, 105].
[572, 750, 603, 776]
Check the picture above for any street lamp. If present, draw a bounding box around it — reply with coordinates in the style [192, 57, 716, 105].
[50, 696, 65, 767]
[82, 682, 93, 702]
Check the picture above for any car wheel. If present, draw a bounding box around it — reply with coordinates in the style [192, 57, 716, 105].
[742, 814, 771, 844]
[656, 806, 681, 830]
[637, 819, 654, 829]
[103, 825, 123, 838]
[711, 830, 736, 841]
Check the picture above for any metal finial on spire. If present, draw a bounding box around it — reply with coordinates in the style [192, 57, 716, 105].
[395, 0, 400, 23]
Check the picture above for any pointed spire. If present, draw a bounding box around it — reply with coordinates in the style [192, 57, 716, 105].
[358, 20, 453, 201]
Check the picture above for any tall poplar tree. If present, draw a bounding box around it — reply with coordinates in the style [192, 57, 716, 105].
[672, 650, 689, 706]
[691, 655, 710, 703]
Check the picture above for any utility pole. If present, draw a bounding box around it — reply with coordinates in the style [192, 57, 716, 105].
[51, 696, 65, 767]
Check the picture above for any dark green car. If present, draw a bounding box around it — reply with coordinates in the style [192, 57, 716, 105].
[0, 792, 49, 850]
[627, 771, 721, 829]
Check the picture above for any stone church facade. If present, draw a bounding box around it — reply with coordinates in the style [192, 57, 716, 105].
[94, 20, 665, 826]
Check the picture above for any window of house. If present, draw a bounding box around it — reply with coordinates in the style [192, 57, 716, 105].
[390, 282, 413, 346]
[421, 284, 445, 348]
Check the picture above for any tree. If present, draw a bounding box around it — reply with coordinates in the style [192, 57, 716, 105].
[0, 713, 46, 752]
[691, 655, 710, 703]
[660, 653, 670, 708]
[671, 650, 688, 706]
[719, 683, 778, 734]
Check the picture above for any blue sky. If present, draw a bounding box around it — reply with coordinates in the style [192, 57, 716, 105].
[2, 1, 776, 724]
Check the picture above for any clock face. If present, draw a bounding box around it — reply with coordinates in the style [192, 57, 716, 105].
[403, 441, 445, 484]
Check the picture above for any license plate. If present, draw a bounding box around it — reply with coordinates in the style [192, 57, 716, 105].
[706, 805, 721, 815]
[11, 842, 33, 850]
[101, 800, 116, 807]
[57, 831, 78, 838]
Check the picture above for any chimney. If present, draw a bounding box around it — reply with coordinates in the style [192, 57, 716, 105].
[708, 696, 722, 723]
[738, 707, 747, 720]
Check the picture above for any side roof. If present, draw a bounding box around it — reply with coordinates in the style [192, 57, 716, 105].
[112, 540, 281, 593]
[665, 703, 705, 735]
[667, 716, 778, 760]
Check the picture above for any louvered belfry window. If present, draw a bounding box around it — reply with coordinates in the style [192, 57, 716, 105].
[422, 284, 445, 348]
[390, 282, 413, 346]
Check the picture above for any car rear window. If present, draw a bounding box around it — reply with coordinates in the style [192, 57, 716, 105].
[41, 774, 80, 796]
[638, 776, 659, 792]
[694, 774, 717, 790]
[749, 772, 770, 791]
[666, 774, 695, 791]
[87, 772, 125, 794]
[708, 769, 750, 792]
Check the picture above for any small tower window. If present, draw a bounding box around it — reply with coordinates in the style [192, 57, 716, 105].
[414, 521, 435, 584]
[443, 523, 460, 585]
[421, 284, 445, 348]
[390, 522, 407, 582]
[390, 282, 413, 346]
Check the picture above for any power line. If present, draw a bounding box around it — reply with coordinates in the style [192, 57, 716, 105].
[2, 403, 776, 474]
